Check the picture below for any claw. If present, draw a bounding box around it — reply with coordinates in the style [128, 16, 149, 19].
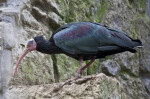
[61, 75, 81, 86]
[61, 58, 95, 87]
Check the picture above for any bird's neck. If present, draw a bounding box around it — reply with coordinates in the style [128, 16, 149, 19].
[36, 39, 62, 54]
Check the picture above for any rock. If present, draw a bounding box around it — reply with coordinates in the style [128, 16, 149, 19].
[118, 74, 149, 99]
[0, 22, 16, 50]
[5, 73, 126, 99]
[0, 0, 149, 99]
[0, 7, 18, 98]
[101, 60, 121, 76]
[141, 74, 150, 94]
[31, 0, 63, 29]
[147, 0, 150, 18]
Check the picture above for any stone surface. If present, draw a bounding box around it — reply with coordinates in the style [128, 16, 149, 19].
[0, 7, 18, 98]
[0, 0, 149, 99]
[101, 60, 121, 76]
[147, 0, 150, 18]
[5, 74, 126, 99]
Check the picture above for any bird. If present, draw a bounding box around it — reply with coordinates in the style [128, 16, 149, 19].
[14, 21, 142, 81]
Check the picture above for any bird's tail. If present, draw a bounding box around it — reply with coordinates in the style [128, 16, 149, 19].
[126, 39, 143, 53]
[132, 39, 143, 48]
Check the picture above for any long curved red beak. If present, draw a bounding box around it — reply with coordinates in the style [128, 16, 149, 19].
[14, 47, 29, 76]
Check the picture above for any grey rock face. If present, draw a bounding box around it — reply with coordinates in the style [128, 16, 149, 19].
[101, 60, 121, 76]
[0, 0, 150, 99]
[147, 0, 150, 18]
[0, 5, 18, 99]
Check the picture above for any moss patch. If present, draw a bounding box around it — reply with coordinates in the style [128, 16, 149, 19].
[87, 60, 99, 75]
[57, 0, 108, 23]
[128, 0, 146, 9]
[96, 0, 108, 23]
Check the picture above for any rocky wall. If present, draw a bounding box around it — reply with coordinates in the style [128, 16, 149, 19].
[0, 0, 149, 99]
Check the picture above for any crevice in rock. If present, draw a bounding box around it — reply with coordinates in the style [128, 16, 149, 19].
[128, 0, 134, 4]
[140, 73, 150, 95]
[51, 55, 60, 82]
[31, 0, 63, 19]
[31, 6, 61, 30]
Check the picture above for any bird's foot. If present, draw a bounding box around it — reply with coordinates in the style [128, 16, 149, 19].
[61, 73, 81, 87]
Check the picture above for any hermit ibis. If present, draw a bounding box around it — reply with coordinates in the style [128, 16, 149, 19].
[14, 21, 142, 79]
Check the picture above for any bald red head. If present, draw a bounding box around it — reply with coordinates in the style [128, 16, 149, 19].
[14, 39, 37, 76]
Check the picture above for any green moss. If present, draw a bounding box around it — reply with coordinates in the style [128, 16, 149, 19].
[128, 0, 146, 10]
[87, 60, 99, 75]
[56, 54, 79, 81]
[57, 0, 108, 23]
[119, 67, 138, 78]
[130, 21, 138, 39]
[25, 74, 35, 85]
[96, 0, 108, 23]
[23, 62, 32, 73]
[138, 0, 146, 9]
[20, 60, 35, 84]
[97, 76, 125, 98]
[65, 0, 94, 22]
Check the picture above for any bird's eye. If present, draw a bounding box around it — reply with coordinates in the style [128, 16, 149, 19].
[27, 44, 31, 48]
[27, 40, 34, 48]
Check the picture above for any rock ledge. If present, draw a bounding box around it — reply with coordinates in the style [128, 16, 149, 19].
[5, 73, 125, 99]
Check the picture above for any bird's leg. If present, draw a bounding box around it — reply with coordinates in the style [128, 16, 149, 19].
[75, 56, 83, 78]
[80, 59, 95, 74]
[62, 57, 83, 86]
[61, 58, 95, 87]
